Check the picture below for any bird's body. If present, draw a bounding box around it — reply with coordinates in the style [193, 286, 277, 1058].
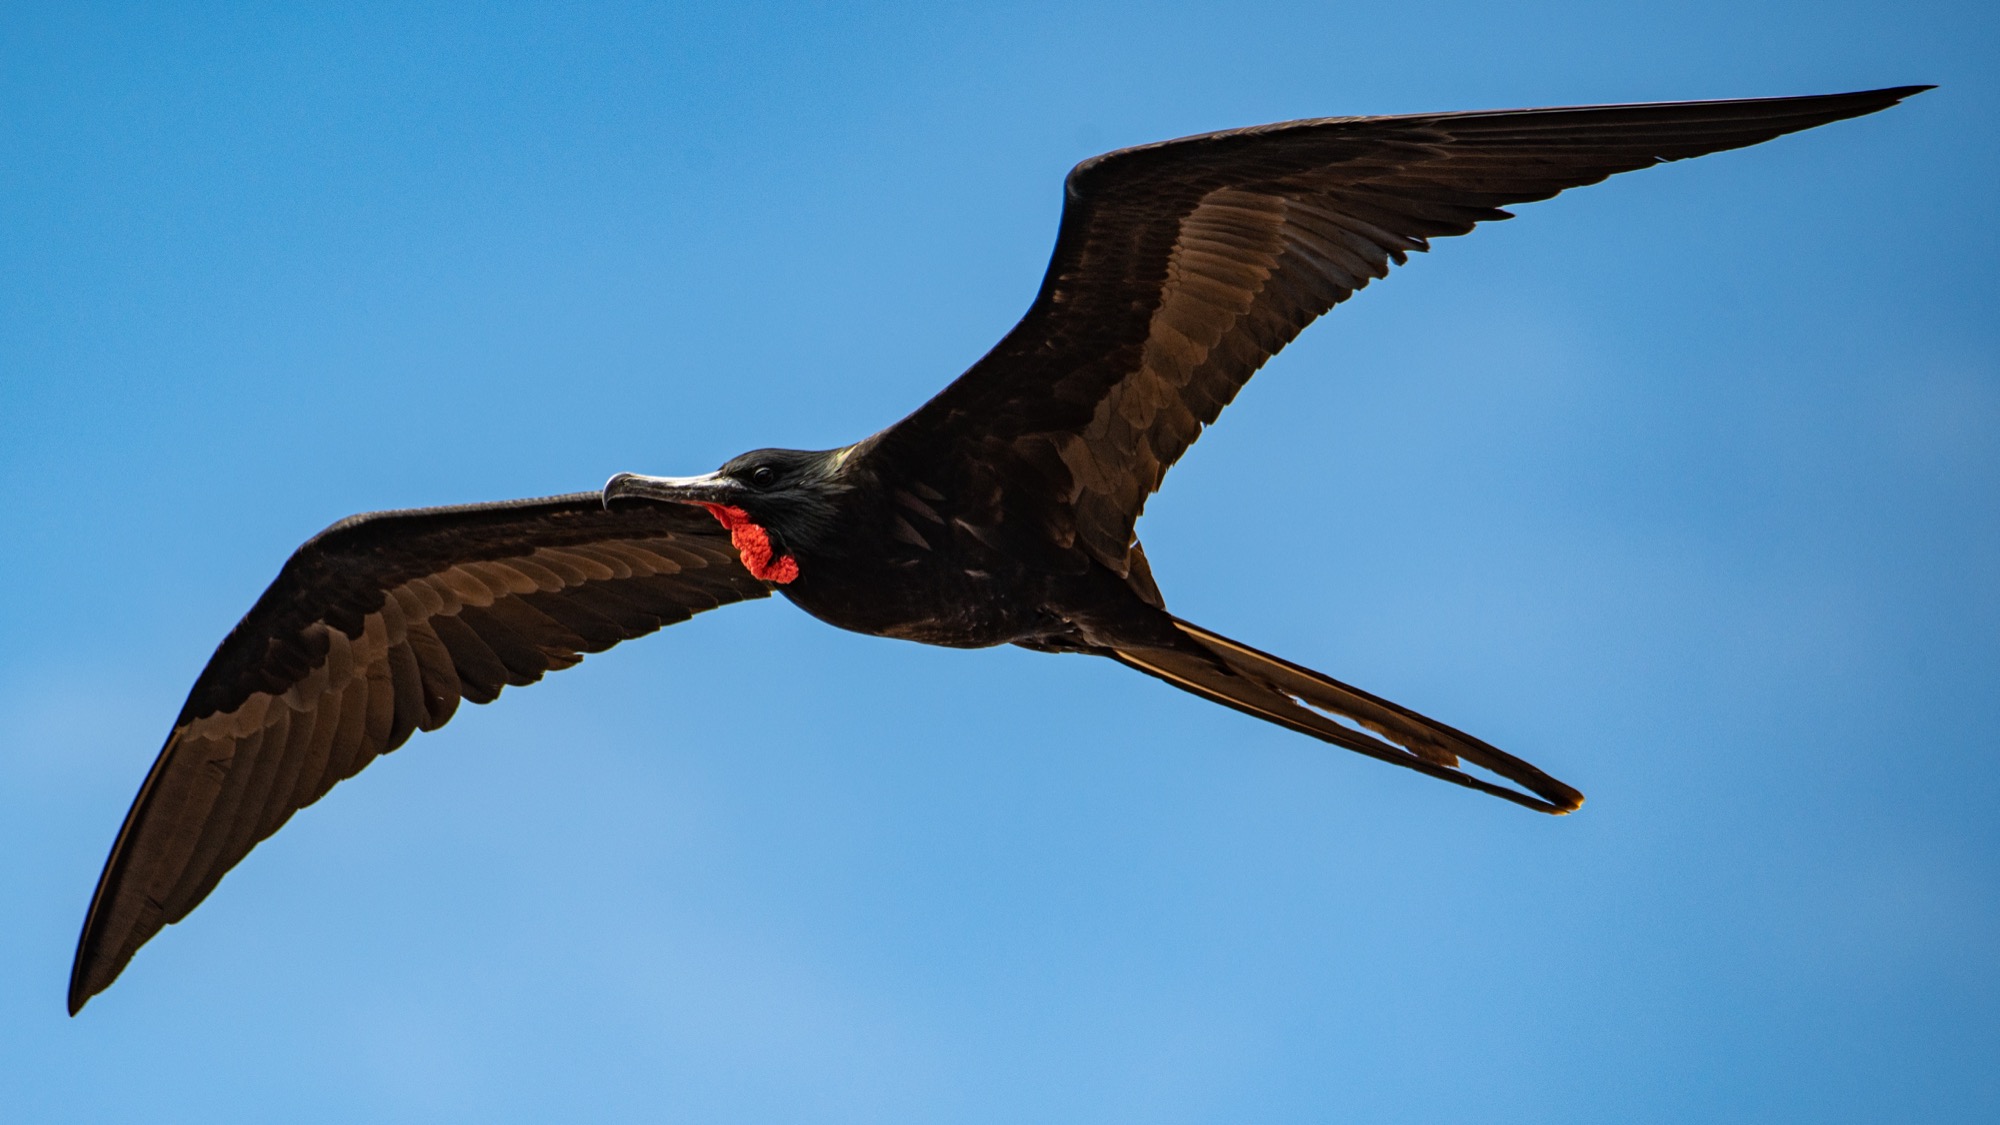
[68, 86, 1927, 1013]
[708, 447, 1148, 650]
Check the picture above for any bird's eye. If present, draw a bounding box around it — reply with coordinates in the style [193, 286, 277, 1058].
[749, 466, 778, 488]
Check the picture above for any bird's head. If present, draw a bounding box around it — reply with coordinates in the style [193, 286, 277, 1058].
[603, 446, 854, 583]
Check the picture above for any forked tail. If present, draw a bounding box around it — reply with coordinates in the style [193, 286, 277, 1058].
[1110, 617, 1583, 814]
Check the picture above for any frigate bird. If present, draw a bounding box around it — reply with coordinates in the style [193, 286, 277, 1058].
[69, 86, 1927, 1013]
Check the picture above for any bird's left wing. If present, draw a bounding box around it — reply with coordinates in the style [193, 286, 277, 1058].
[871, 87, 1926, 574]
[70, 494, 769, 1013]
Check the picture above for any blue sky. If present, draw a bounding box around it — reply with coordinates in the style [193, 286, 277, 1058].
[2, 2, 1993, 1121]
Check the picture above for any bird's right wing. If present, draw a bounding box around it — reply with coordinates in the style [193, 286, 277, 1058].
[70, 494, 770, 1013]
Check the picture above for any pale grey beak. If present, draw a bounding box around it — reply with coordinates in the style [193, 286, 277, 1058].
[602, 471, 743, 509]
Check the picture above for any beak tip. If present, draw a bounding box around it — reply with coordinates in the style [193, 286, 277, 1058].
[604, 472, 641, 491]
[602, 472, 637, 509]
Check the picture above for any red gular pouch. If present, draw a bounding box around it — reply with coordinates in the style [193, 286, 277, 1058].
[699, 504, 800, 584]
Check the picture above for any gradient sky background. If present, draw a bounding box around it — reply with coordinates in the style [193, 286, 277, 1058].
[3, 3, 1994, 1122]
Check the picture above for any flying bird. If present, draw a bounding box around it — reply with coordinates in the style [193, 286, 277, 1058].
[69, 86, 1926, 1013]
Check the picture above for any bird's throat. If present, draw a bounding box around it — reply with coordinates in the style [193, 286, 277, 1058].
[700, 504, 799, 584]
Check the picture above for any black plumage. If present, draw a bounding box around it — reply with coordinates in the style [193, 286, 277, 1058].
[70, 86, 1926, 1014]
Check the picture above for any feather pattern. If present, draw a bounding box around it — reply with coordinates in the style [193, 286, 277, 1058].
[873, 88, 1927, 573]
[68, 494, 769, 1013]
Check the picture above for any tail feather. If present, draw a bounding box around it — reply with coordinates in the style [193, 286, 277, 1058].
[1111, 618, 1583, 814]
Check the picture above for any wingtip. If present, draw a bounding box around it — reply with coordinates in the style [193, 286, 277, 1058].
[1871, 84, 1937, 105]
[67, 932, 93, 1016]
[67, 948, 104, 1016]
[1794, 84, 1934, 126]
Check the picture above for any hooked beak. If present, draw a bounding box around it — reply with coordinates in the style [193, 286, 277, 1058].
[602, 470, 743, 509]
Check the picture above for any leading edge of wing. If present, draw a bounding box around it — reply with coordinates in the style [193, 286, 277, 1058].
[1058, 85, 1933, 205]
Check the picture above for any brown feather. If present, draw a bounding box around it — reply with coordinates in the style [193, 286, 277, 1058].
[69, 494, 768, 1013]
[874, 89, 1929, 575]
